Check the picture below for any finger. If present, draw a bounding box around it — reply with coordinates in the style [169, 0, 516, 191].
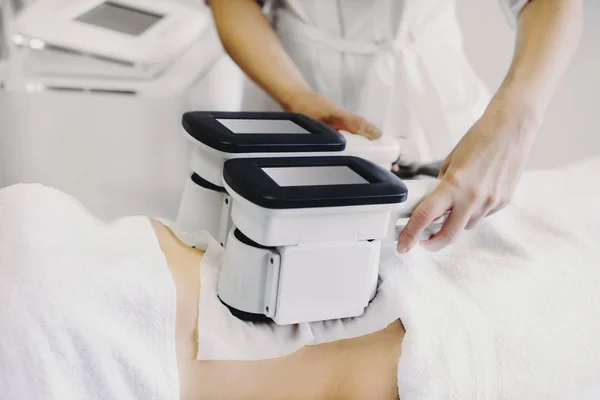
[397, 188, 452, 253]
[465, 197, 495, 230]
[485, 199, 510, 218]
[467, 205, 501, 230]
[337, 113, 382, 140]
[422, 203, 474, 252]
[465, 211, 486, 230]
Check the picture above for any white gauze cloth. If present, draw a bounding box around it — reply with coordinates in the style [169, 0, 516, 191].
[0, 184, 179, 400]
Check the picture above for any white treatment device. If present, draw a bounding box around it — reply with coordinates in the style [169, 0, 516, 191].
[176, 112, 444, 325]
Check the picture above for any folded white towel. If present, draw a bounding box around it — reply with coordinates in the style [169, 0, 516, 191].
[0, 184, 179, 400]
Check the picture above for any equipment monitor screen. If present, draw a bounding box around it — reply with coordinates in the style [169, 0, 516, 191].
[76, 2, 164, 36]
[216, 119, 311, 134]
[262, 166, 369, 187]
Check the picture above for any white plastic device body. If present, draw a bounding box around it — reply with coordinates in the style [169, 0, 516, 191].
[217, 177, 441, 325]
[178, 152, 442, 324]
[339, 130, 400, 170]
[218, 228, 382, 325]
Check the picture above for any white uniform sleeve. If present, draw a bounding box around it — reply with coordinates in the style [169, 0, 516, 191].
[498, 0, 531, 28]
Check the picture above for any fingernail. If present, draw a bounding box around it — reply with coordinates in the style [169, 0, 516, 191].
[364, 126, 378, 139]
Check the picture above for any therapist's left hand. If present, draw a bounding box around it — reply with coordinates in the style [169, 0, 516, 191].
[397, 96, 540, 253]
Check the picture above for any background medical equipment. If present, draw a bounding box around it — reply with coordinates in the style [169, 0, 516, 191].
[0, 2, 10, 188]
[12, 0, 207, 78]
[177, 111, 443, 325]
[0, 6, 6, 63]
[0, 0, 245, 220]
[0, 0, 13, 83]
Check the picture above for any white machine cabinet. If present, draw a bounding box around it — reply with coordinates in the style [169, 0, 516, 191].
[1, 1, 245, 220]
[13, 0, 208, 78]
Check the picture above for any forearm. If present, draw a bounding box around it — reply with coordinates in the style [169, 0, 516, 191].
[209, 0, 311, 109]
[493, 0, 583, 129]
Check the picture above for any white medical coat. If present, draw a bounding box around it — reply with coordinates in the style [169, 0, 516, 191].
[242, 0, 530, 163]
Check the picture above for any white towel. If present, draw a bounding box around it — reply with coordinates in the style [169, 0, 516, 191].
[391, 156, 600, 399]
[0, 184, 179, 400]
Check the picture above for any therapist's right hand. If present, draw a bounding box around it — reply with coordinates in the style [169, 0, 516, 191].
[285, 90, 382, 140]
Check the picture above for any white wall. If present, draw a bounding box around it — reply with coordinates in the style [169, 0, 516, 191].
[457, 0, 600, 169]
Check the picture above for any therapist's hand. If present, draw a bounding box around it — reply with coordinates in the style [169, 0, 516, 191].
[397, 96, 540, 253]
[285, 90, 382, 140]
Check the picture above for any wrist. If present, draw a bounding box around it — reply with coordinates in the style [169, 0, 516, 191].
[488, 83, 545, 138]
[276, 85, 313, 112]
